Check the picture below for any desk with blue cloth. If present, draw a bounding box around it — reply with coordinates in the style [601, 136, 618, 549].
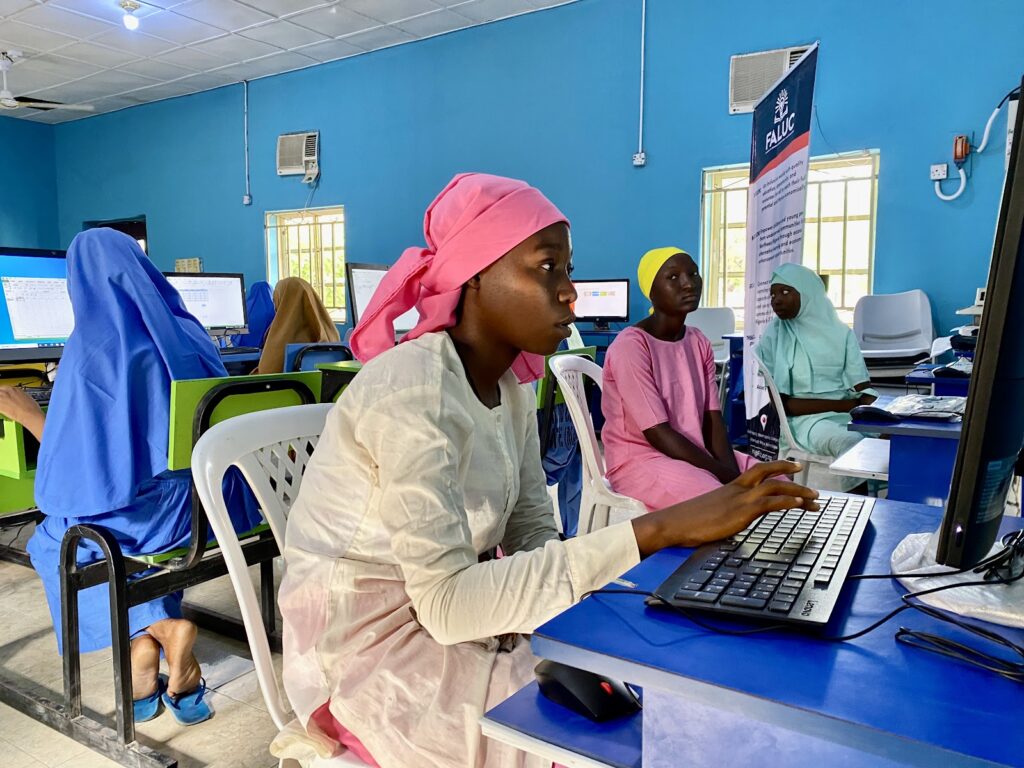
[848, 397, 961, 506]
[482, 499, 1024, 767]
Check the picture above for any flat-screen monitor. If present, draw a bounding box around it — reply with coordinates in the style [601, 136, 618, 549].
[164, 272, 247, 333]
[0, 247, 73, 364]
[346, 262, 420, 333]
[573, 279, 630, 329]
[937, 75, 1024, 567]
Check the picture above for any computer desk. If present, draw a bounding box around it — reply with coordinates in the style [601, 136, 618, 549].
[482, 499, 1023, 767]
[904, 364, 970, 397]
[848, 411, 960, 506]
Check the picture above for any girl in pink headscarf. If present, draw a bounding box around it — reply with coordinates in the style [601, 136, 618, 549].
[275, 173, 817, 768]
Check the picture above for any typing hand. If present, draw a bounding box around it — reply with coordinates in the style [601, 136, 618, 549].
[0, 387, 45, 440]
[632, 461, 819, 556]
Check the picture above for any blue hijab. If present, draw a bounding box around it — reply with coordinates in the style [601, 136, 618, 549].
[35, 228, 227, 516]
[230, 281, 276, 348]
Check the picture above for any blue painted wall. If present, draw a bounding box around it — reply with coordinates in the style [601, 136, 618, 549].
[52, 0, 1024, 330]
[0, 116, 58, 249]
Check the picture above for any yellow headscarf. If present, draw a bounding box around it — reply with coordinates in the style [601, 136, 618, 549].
[638, 247, 689, 314]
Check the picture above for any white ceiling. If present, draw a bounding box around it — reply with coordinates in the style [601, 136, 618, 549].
[0, 0, 575, 124]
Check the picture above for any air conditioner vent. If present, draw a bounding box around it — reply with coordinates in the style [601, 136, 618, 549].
[729, 45, 811, 114]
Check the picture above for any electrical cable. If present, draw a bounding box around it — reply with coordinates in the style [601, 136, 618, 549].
[935, 84, 1020, 202]
[583, 529, 1024, 680]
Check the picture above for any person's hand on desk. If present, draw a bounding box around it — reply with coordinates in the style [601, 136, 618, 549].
[0, 387, 45, 442]
[630, 461, 818, 557]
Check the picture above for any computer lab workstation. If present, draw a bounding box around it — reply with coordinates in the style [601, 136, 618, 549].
[2, 2, 1024, 767]
[482, 80, 1024, 768]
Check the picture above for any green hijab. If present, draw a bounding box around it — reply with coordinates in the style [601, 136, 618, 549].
[760, 262, 860, 395]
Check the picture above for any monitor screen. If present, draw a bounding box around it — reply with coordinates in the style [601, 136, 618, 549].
[346, 262, 420, 333]
[164, 273, 247, 332]
[0, 247, 73, 364]
[937, 75, 1024, 567]
[573, 279, 630, 323]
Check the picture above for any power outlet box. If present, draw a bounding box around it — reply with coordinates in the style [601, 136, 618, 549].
[632, 151, 647, 167]
[242, 194, 253, 205]
[930, 163, 948, 181]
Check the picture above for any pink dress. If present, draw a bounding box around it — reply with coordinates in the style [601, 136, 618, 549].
[602, 326, 757, 511]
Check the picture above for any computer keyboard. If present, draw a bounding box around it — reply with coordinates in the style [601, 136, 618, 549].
[19, 386, 52, 406]
[220, 346, 260, 355]
[653, 496, 873, 627]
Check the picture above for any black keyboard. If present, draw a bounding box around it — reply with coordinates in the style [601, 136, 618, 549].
[20, 386, 52, 406]
[220, 346, 260, 355]
[653, 496, 873, 627]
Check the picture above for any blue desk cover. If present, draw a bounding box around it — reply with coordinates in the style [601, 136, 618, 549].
[532, 500, 1024, 766]
[486, 682, 641, 768]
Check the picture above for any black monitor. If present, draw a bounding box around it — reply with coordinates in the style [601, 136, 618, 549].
[345, 262, 420, 333]
[164, 272, 248, 334]
[0, 246, 72, 364]
[572, 278, 630, 330]
[937, 75, 1024, 567]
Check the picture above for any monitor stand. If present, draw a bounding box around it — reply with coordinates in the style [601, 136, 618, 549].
[890, 526, 1024, 628]
[592, 320, 611, 332]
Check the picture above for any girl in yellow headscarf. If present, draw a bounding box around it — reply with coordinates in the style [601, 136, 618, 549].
[601, 248, 758, 511]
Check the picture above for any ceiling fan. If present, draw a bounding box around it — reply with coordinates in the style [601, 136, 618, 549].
[1, 51, 95, 112]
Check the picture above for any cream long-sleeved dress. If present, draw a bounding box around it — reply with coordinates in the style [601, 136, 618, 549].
[277, 332, 641, 768]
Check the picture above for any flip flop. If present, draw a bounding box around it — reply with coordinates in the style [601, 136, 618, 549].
[133, 673, 167, 723]
[162, 677, 213, 726]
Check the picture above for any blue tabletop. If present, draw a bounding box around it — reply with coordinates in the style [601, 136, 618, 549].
[486, 682, 642, 768]
[532, 499, 1024, 766]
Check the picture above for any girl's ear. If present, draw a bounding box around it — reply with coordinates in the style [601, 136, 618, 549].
[465, 274, 482, 290]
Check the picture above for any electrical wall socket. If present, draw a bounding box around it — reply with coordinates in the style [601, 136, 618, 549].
[930, 163, 948, 181]
[242, 194, 252, 205]
[632, 151, 647, 167]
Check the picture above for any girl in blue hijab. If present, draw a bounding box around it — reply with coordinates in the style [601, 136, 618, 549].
[756, 263, 877, 489]
[230, 280, 276, 348]
[0, 229, 263, 724]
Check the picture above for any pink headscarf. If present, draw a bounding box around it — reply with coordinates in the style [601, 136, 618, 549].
[349, 172, 569, 383]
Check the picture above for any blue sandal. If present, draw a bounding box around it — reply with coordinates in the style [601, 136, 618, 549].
[133, 673, 167, 723]
[162, 678, 212, 726]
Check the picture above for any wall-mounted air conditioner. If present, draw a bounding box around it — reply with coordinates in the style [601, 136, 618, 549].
[729, 45, 811, 114]
[277, 131, 319, 183]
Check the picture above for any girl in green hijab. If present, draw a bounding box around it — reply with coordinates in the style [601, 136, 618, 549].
[756, 263, 877, 489]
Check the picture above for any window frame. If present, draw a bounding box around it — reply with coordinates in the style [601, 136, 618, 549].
[264, 205, 347, 322]
[699, 150, 880, 326]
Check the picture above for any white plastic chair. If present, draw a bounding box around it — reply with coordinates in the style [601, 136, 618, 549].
[853, 290, 934, 360]
[753, 355, 833, 486]
[191, 403, 365, 767]
[548, 355, 648, 532]
[688, 307, 736, 367]
[688, 307, 737, 411]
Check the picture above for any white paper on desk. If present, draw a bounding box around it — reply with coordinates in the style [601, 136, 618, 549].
[892, 531, 1024, 628]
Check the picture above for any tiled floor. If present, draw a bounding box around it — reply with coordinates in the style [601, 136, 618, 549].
[0, 523, 284, 768]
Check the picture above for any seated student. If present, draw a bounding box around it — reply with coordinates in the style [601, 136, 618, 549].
[757, 262, 878, 490]
[230, 279, 276, 348]
[602, 248, 758, 512]
[0, 228, 263, 725]
[252, 277, 341, 373]
[274, 174, 817, 768]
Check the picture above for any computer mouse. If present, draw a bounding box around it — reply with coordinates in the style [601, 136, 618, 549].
[534, 659, 641, 722]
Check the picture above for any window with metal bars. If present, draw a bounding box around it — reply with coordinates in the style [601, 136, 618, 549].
[264, 206, 346, 321]
[700, 151, 879, 327]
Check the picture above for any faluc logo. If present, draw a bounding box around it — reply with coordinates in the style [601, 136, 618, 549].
[765, 87, 797, 152]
